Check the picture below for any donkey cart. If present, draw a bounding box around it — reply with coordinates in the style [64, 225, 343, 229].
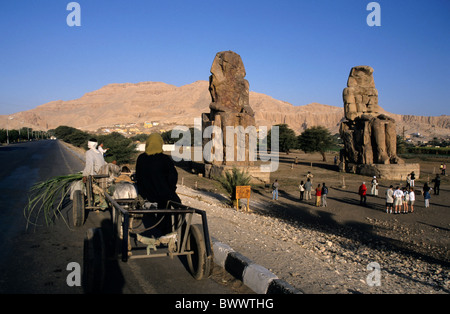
[82, 192, 214, 293]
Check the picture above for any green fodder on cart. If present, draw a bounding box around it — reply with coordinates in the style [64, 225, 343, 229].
[24, 173, 83, 230]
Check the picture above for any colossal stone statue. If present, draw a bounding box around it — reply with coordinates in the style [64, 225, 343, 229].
[340, 66, 402, 167]
[202, 51, 256, 167]
[343, 66, 381, 121]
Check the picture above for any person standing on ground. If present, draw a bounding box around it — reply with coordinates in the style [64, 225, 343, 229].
[386, 185, 394, 214]
[443, 163, 447, 176]
[321, 183, 328, 207]
[299, 180, 305, 201]
[304, 178, 312, 201]
[403, 187, 409, 213]
[306, 171, 314, 184]
[272, 179, 279, 200]
[423, 183, 431, 208]
[393, 186, 404, 214]
[406, 173, 411, 189]
[359, 182, 367, 206]
[315, 184, 322, 207]
[410, 172, 416, 187]
[371, 176, 378, 196]
[409, 187, 415, 213]
[432, 174, 441, 195]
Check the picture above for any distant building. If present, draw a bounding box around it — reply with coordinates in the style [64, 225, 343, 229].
[144, 121, 159, 128]
[136, 143, 175, 152]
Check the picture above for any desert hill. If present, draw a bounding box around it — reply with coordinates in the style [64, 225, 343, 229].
[1, 80, 449, 141]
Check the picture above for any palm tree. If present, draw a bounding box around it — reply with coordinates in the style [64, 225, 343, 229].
[216, 167, 251, 207]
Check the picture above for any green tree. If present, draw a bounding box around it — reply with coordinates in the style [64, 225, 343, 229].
[159, 127, 202, 146]
[160, 130, 175, 144]
[396, 135, 408, 154]
[297, 126, 335, 161]
[19, 127, 31, 140]
[54, 126, 90, 147]
[130, 133, 150, 143]
[8, 130, 20, 143]
[0, 129, 7, 143]
[54, 126, 77, 140]
[267, 124, 297, 154]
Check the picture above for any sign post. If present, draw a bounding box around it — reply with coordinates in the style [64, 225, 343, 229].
[235, 186, 251, 212]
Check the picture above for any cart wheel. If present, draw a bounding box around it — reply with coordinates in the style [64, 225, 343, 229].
[83, 228, 105, 293]
[186, 224, 213, 280]
[72, 190, 85, 227]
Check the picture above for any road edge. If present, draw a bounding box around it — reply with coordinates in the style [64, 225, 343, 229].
[212, 239, 302, 294]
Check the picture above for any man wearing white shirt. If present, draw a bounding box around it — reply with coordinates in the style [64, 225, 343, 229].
[409, 187, 416, 213]
[386, 185, 394, 214]
[82, 138, 107, 208]
[83, 139, 106, 178]
[98, 143, 108, 156]
[393, 186, 404, 214]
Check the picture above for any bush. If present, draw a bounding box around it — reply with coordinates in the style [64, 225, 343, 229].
[216, 167, 251, 205]
[53, 126, 89, 147]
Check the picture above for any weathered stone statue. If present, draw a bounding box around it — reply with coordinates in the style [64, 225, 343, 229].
[340, 66, 403, 168]
[202, 51, 256, 167]
[343, 65, 380, 121]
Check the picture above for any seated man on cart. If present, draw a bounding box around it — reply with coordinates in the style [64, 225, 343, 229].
[82, 138, 109, 208]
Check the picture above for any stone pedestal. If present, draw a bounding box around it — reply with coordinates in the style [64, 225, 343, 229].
[344, 163, 420, 181]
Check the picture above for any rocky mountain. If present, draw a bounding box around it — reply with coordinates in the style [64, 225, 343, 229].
[1, 80, 449, 140]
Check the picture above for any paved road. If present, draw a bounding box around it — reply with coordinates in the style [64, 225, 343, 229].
[0, 140, 251, 294]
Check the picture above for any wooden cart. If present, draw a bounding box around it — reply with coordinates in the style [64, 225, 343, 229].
[82, 192, 214, 293]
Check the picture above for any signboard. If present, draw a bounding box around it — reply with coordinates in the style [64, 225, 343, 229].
[235, 186, 251, 211]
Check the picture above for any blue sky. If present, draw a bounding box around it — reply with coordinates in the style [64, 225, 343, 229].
[0, 0, 449, 116]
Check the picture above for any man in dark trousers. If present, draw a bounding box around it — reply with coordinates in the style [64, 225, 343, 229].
[432, 174, 441, 195]
[359, 182, 367, 206]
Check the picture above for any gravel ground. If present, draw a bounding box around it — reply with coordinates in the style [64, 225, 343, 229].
[176, 184, 449, 294]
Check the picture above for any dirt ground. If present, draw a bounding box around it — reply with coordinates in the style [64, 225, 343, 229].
[173, 150, 449, 294]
